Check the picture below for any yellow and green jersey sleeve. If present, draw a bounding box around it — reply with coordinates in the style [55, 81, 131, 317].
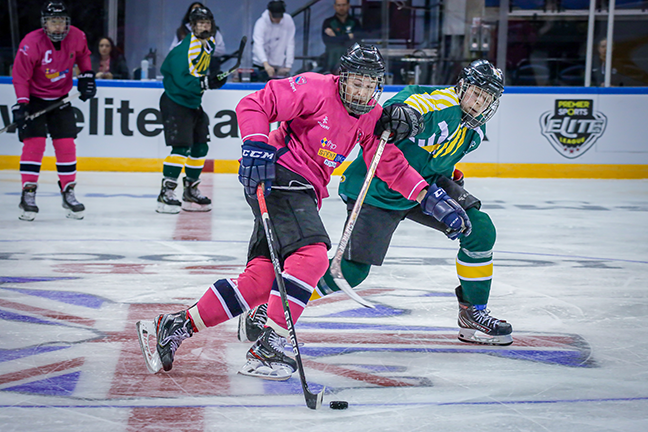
[339, 85, 486, 211]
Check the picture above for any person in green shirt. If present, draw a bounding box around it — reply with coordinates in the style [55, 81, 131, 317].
[156, 5, 226, 214]
[240, 59, 513, 346]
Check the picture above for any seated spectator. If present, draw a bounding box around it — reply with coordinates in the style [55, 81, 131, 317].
[170, 2, 225, 57]
[252, 1, 295, 82]
[91, 37, 129, 79]
[322, 0, 362, 73]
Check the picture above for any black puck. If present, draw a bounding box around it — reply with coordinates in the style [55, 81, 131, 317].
[329, 400, 349, 410]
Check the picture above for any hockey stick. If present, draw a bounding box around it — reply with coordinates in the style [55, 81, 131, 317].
[256, 182, 325, 410]
[0, 92, 80, 135]
[329, 129, 392, 309]
[215, 36, 247, 81]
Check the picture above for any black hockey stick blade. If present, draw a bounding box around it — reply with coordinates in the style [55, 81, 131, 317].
[1, 92, 80, 134]
[256, 183, 325, 410]
[216, 36, 248, 81]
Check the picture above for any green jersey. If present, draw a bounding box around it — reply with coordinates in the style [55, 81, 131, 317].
[339, 85, 485, 210]
[161, 34, 215, 109]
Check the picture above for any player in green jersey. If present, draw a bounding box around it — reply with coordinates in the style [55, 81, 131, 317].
[240, 59, 513, 346]
[156, 5, 227, 214]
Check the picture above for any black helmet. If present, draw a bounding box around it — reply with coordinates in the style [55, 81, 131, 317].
[41, 1, 70, 42]
[456, 59, 504, 128]
[189, 6, 216, 39]
[339, 44, 385, 115]
[339, 43, 386, 77]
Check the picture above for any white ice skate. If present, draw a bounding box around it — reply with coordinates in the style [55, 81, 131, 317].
[135, 319, 163, 373]
[238, 327, 297, 381]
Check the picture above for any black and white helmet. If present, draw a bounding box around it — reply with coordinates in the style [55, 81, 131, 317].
[455, 59, 504, 128]
[189, 6, 216, 39]
[41, 1, 70, 42]
[339, 43, 386, 115]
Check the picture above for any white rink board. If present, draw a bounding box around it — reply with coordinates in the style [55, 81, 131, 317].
[0, 80, 647, 165]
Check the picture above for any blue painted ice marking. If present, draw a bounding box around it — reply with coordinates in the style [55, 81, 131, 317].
[0, 276, 78, 284]
[84, 193, 158, 198]
[0, 309, 57, 326]
[3, 371, 80, 396]
[3, 287, 106, 308]
[0, 346, 68, 363]
[322, 304, 406, 318]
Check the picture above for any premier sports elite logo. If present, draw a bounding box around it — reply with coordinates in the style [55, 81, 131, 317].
[540, 99, 607, 159]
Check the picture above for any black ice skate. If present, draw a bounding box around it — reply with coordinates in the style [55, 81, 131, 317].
[19, 183, 39, 221]
[238, 303, 268, 342]
[155, 311, 194, 372]
[181, 177, 212, 212]
[456, 286, 513, 346]
[156, 177, 181, 214]
[239, 326, 297, 381]
[59, 181, 85, 219]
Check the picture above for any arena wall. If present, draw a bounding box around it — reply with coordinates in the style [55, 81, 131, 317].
[1, 78, 647, 178]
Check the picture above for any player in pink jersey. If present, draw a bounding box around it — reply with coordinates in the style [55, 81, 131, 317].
[136, 44, 467, 380]
[11, 1, 96, 221]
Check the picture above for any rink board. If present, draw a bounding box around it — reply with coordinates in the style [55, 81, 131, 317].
[0, 78, 647, 178]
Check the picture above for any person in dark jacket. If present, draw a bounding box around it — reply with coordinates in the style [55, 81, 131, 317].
[91, 36, 129, 79]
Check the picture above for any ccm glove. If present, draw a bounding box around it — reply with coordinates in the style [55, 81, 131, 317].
[11, 103, 29, 129]
[77, 71, 96, 101]
[238, 140, 277, 197]
[374, 103, 425, 143]
[420, 184, 472, 240]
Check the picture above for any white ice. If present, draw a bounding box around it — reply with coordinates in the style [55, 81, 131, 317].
[1, 170, 647, 432]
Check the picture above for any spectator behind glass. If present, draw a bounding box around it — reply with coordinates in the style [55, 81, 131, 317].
[91, 37, 129, 79]
[252, 1, 295, 82]
[169, 1, 225, 57]
[322, 0, 362, 74]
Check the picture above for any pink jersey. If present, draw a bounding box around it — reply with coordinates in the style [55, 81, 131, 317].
[12, 26, 92, 103]
[236, 73, 427, 206]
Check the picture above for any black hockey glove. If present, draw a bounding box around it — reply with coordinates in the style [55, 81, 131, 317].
[374, 103, 425, 143]
[420, 184, 472, 240]
[77, 71, 96, 101]
[200, 72, 227, 90]
[238, 140, 277, 197]
[11, 103, 29, 129]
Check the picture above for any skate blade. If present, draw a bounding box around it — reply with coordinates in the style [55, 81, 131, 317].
[181, 201, 212, 212]
[156, 202, 181, 214]
[238, 359, 293, 381]
[19, 210, 37, 221]
[458, 328, 513, 346]
[65, 209, 85, 220]
[136, 320, 163, 373]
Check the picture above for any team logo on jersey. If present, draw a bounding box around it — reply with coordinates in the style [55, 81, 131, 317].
[45, 68, 69, 82]
[318, 116, 330, 130]
[318, 137, 344, 168]
[294, 76, 307, 85]
[540, 99, 607, 159]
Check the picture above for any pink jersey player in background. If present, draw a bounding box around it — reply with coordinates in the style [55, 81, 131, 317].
[11, 1, 96, 221]
[136, 43, 467, 381]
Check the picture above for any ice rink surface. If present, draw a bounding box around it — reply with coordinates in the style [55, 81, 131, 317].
[1, 170, 647, 432]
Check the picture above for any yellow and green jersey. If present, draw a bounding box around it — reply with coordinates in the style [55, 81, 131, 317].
[339, 85, 485, 210]
[161, 34, 215, 109]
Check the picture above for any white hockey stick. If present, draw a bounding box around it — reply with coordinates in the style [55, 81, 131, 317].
[136, 319, 163, 373]
[329, 130, 391, 309]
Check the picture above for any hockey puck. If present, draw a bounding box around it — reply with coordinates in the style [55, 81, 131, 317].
[329, 400, 349, 410]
